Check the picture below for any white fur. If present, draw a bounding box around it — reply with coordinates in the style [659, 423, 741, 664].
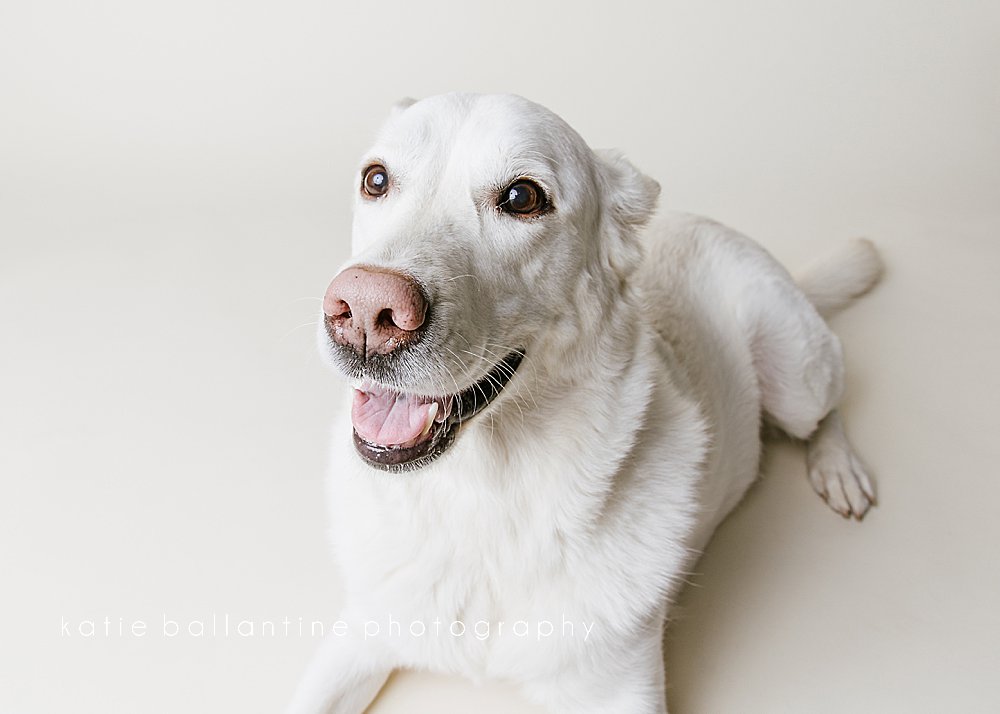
[287, 93, 882, 714]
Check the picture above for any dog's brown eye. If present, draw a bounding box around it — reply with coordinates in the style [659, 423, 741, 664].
[499, 179, 546, 215]
[362, 164, 390, 197]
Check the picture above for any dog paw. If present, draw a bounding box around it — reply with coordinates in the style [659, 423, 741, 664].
[807, 446, 876, 520]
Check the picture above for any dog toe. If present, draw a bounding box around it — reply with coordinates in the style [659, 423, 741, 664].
[808, 449, 876, 521]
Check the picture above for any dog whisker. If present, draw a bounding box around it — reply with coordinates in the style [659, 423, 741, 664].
[445, 332, 537, 424]
[277, 320, 321, 344]
[458, 348, 528, 428]
[440, 347, 473, 427]
[481, 343, 541, 412]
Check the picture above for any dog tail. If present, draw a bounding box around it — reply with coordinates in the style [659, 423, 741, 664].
[796, 238, 884, 318]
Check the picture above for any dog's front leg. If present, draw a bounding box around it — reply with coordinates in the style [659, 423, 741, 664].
[284, 625, 392, 714]
[524, 631, 668, 714]
[531, 667, 668, 714]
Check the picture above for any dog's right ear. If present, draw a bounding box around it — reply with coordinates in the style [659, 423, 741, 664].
[374, 98, 417, 143]
[389, 97, 418, 118]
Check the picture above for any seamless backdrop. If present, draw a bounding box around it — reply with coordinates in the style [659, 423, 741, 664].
[2, 1, 999, 712]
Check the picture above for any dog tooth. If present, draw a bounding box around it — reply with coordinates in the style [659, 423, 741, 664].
[421, 403, 439, 437]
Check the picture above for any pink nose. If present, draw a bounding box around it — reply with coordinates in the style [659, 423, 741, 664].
[323, 266, 428, 356]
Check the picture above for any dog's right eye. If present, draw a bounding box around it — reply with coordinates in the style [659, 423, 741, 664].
[362, 164, 390, 198]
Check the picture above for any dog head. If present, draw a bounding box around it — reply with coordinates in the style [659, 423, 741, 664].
[319, 93, 659, 472]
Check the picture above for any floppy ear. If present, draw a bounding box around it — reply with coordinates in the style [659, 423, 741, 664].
[375, 97, 419, 139]
[595, 149, 661, 229]
[389, 96, 418, 118]
[594, 149, 660, 282]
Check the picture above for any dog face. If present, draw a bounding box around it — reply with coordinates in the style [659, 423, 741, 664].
[319, 93, 659, 471]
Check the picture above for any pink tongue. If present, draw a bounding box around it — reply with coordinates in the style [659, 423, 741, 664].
[352, 387, 438, 447]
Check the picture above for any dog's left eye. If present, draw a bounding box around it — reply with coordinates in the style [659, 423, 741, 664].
[499, 179, 547, 216]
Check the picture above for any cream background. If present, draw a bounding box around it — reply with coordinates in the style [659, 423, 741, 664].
[2, 1, 999, 712]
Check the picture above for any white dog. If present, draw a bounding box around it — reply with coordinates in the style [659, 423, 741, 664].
[287, 93, 882, 714]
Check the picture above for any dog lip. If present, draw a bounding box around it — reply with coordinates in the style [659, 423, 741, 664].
[352, 349, 525, 473]
[451, 349, 524, 422]
[352, 420, 452, 469]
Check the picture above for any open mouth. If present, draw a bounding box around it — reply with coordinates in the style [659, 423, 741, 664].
[350, 350, 524, 472]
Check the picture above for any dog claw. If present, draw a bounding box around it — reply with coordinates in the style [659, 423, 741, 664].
[808, 445, 876, 521]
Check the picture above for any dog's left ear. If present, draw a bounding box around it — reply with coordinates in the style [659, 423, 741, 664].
[595, 149, 661, 230]
[594, 150, 660, 282]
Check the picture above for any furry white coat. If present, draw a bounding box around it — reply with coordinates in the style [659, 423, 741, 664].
[287, 93, 882, 714]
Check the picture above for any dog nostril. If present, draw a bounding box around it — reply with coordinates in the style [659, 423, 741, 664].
[331, 300, 352, 320]
[376, 308, 397, 329]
